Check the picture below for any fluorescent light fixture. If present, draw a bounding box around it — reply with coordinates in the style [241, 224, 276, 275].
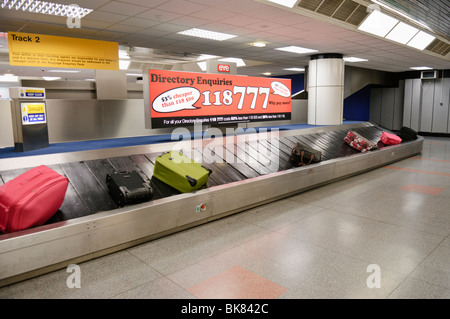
[177, 28, 237, 41]
[407, 30, 435, 50]
[0, 74, 18, 82]
[262, 72, 272, 76]
[275, 46, 318, 54]
[0, 0, 93, 18]
[283, 67, 305, 72]
[126, 73, 142, 76]
[409, 66, 433, 70]
[42, 76, 61, 81]
[267, 0, 297, 8]
[358, 10, 399, 37]
[385, 22, 419, 44]
[343, 57, 368, 62]
[370, 0, 431, 31]
[119, 60, 130, 70]
[47, 69, 80, 73]
[219, 57, 245, 67]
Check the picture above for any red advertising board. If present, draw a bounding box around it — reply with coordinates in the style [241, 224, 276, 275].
[148, 69, 291, 128]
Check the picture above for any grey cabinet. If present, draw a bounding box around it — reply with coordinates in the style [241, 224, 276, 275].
[431, 78, 450, 133]
[370, 84, 404, 130]
[404, 77, 450, 133]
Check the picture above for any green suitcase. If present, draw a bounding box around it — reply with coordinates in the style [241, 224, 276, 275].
[153, 151, 212, 193]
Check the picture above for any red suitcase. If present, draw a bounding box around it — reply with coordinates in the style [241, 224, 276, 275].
[0, 165, 69, 233]
[380, 131, 402, 145]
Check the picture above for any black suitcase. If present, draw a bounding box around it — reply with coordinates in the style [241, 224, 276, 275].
[398, 126, 418, 142]
[106, 171, 153, 207]
[290, 142, 322, 167]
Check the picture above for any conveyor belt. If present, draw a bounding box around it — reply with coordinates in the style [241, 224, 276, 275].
[0, 122, 423, 286]
[0, 123, 386, 227]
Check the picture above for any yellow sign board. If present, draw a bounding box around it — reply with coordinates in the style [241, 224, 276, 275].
[8, 32, 119, 70]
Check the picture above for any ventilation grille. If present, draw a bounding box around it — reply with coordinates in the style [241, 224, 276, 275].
[297, 0, 369, 27]
[426, 39, 450, 57]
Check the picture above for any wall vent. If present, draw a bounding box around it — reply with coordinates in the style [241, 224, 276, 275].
[426, 39, 450, 57]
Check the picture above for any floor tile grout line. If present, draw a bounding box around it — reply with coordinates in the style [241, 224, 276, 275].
[385, 234, 450, 298]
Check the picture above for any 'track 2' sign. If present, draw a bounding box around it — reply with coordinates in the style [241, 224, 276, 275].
[147, 69, 291, 128]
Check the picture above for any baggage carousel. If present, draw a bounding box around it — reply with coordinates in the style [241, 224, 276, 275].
[0, 122, 423, 286]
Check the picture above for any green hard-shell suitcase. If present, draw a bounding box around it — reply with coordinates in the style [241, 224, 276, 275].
[153, 151, 212, 193]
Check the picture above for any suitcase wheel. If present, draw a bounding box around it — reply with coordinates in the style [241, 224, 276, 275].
[186, 175, 197, 187]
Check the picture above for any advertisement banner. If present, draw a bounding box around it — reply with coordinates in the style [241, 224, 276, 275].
[148, 69, 291, 128]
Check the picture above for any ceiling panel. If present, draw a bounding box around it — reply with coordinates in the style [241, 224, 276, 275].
[0, 0, 448, 81]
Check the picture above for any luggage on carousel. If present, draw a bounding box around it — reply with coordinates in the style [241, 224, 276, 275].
[380, 131, 402, 145]
[290, 142, 322, 167]
[106, 170, 153, 207]
[344, 131, 377, 153]
[153, 150, 212, 193]
[398, 126, 418, 142]
[0, 165, 69, 233]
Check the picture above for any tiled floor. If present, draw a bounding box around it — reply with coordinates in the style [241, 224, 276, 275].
[0, 136, 449, 299]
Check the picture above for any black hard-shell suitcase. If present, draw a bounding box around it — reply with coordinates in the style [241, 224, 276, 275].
[106, 171, 153, 207]
[398, 126, 418, 142]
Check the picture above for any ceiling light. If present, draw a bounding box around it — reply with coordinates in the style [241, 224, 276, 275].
[197, 54, 219, 61]
[283, 68, 305, 72]
[177, 28, 237, 41]
[47, 70, 80, 73]
[119, 60, 130, 70]
[250, 42, 266, 47]
[126, 73, 142, 76]
[267, 0, 297, 8]
[118, 50, 130, 60]
[197, 62, 206, 71]
[0, 74, 18, 82]
[343, 57, 368, 62]
[358, 10, 399, 37]
[0, 0, 93, 18]
[275, 46, 318, 54]
[409, 66, 433, 70]
[262, 72, 272, 76]
[407, 30, 435, 50]
[385, 22, 419, 44]
[42, 76, 61, 81]
[370, 0, 431, 31]
[219, 57, 246, 67]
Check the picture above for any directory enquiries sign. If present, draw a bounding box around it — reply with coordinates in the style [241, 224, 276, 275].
[148, 69, 291, 128]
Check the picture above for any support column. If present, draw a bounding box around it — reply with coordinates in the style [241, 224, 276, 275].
[308, 53, 344, 125]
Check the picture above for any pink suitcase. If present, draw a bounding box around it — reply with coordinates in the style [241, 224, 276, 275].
[0, 165, 69, 233]
[380, 131, 402, 145]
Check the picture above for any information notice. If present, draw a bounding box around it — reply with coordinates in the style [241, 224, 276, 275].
[8, 32, 119, 70]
